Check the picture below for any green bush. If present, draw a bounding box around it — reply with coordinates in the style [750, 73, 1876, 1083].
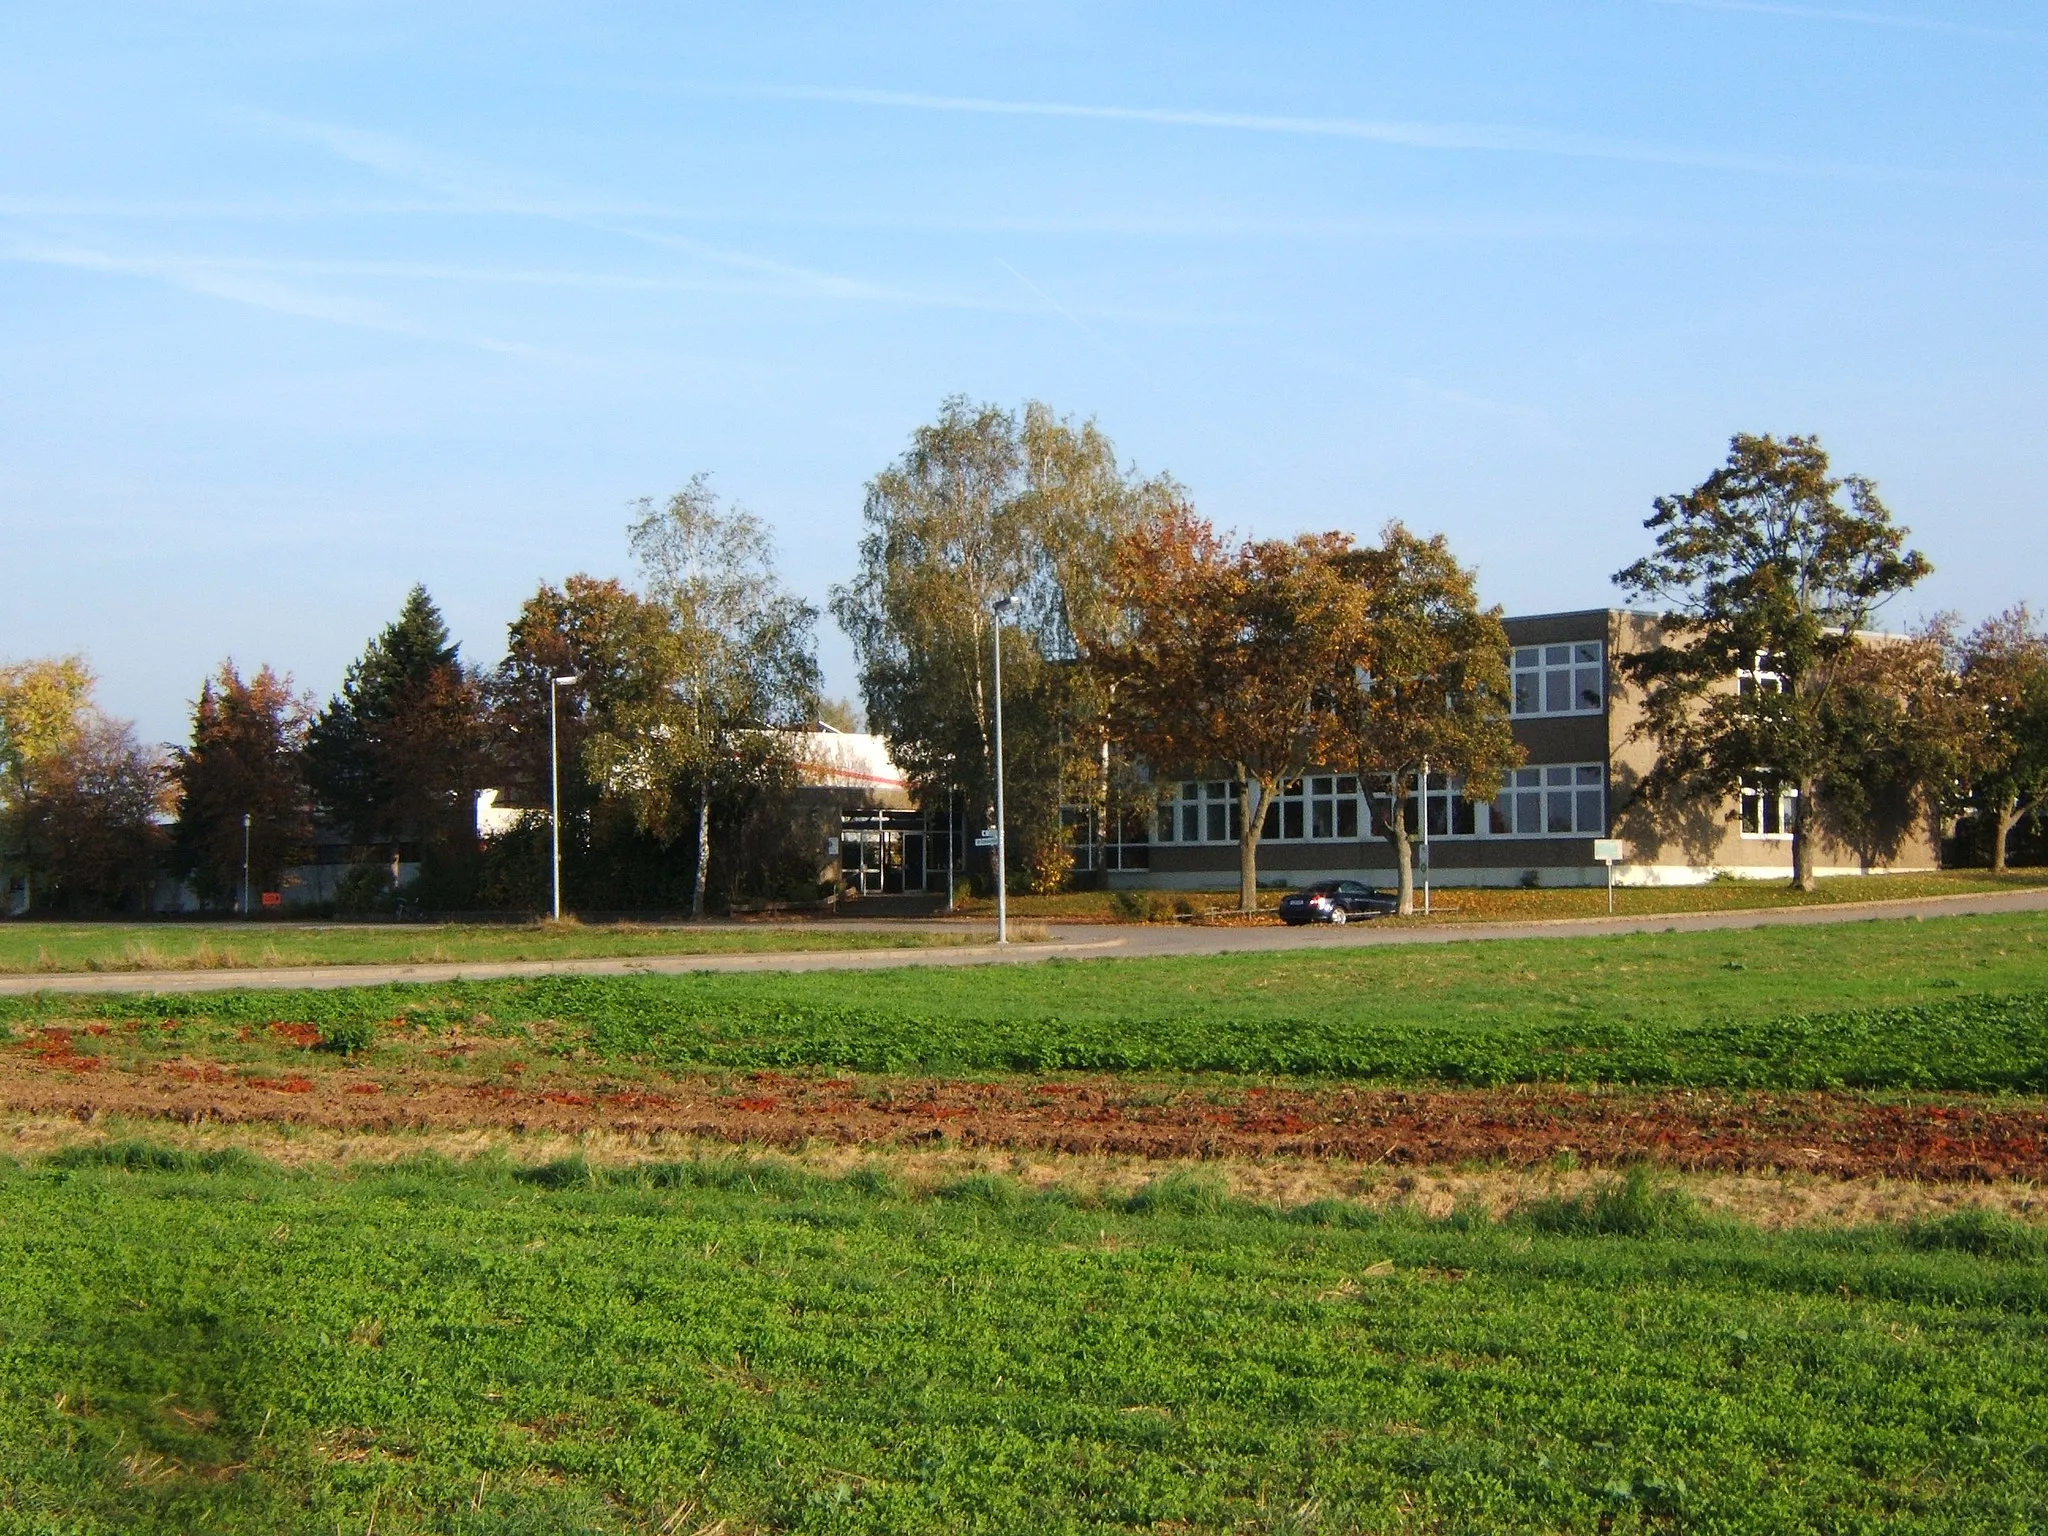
[315, 1017, 376, 1056]
[1905, 1207, 2044, 1261]
[1520, 1167, 1702, 1237]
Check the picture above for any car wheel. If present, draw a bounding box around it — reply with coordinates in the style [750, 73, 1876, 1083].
[1329, 907, 1348, 925]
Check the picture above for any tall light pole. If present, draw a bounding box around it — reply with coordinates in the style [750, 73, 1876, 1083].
[550, 674, 582, 922]
[241, 812, 252, 917]
[991, 597, 1018, 945]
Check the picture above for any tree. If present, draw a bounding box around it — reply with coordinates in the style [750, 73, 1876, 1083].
[589, 476, 820, 917]
[1093, 505, 1364, 911]
[830, 398, 1168, 888]
[306, 586, 490, 875]
[1, 658, 164, 912]
[1953, 606, 2048, 871]
[171, 663, 313, 909]
[0, 656, 95, 905]
[1614, 433, 1932, 890]
[1329, 524, 1520, 916]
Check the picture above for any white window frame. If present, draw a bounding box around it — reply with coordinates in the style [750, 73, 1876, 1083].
[1155, 764, 1608, 843]
[1511, 642, 1605, 717]
[1739, 779, 1798, 839]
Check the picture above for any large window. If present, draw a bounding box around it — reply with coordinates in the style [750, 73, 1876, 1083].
[1158, 767, 1606, 843]
[1512, 643, 1604, 716]
[1156, 781, 1241, 844]
[1740, 780, 1798, 838]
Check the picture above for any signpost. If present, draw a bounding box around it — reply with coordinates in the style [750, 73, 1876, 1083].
[1592, 838, 1627, 913]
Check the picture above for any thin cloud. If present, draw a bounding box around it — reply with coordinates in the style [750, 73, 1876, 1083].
[669, 82, 2020, 188]
[0, 239, 556, 356]
[234, 109, 960, 306]
[1651, 0, 2043, 44]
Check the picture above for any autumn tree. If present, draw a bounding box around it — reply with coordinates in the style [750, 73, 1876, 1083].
[1330, 524, 1519, 915]
[170, 663, 314, 909]
[585, 477, 820, 917]
[830, 398, 1171, 891]
[1614, 433, 1931, 890]
[1093, 505, 1364, 911]
[1953, 606, 2048, 870]
[1, 657, 165, 912]
[306, 586, 490, 876]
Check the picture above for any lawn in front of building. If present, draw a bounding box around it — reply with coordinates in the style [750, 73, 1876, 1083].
[949, 867, 2048, 922]
[0, 920, 970, 976]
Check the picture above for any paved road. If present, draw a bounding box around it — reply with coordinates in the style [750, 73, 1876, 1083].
[5, 886, 2046, 996]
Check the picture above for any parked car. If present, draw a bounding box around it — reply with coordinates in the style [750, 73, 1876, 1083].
[1277, 879, 1398, 925]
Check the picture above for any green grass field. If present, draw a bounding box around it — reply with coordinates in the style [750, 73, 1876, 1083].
[0, 921, 969, 976]
[951, 868, 2048, 923]
[13, 912, 2048, 1091]
[3, 1146, 2042, 1534]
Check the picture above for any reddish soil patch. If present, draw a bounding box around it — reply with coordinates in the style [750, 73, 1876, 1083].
[1, 1054, 2043, 1179]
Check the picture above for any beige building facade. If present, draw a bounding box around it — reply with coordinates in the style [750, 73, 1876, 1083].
[1126, 607, 1943, 891]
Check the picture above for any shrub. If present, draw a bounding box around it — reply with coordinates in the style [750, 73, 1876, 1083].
[1520, 1168, 1700, 1237]
[1123, 1168, 1230, 1218]
[1904, 1207, 2044, 1261]
[317, 1017, 377, 1056]
[333, 865, 395, 917]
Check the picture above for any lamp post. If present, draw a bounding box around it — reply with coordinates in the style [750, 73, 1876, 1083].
[241, 812, 251, 917]
[550, 673, 582, 922]
[991, 596, 1018, 945]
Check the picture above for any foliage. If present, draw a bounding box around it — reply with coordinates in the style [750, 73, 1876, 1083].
[1, 1148, 2044, 1532]
[1093, 505, 1366, 909]
[831, 399, 1171, 889]
[1518, 1167, 1702, 1237]
[1, 658, 165, 912]
[16, 914, 2048, 1091]
[586, 476, 820, 915]
[330, 864, 394, 917]
[305, 586, 490, 865]
[1614, 433, 1933, 889]
[1330, 523, 1521, 915]
[170, 662, 313, 909]
[1951, 605, 2048, 871]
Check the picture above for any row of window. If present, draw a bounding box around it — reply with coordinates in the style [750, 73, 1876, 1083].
[1155, 764, 1610, 844]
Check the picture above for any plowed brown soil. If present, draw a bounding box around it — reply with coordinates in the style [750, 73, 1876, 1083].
[4, 1049, 2045, 1180]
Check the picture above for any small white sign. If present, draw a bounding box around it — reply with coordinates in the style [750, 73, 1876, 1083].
[974, 831, 999, 848]
[1592, 838, 1626, 863]
[824, 837, 839, 857]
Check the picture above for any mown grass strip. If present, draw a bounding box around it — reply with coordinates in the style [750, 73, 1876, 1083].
[10, 914, 2048, 1090]
[2, 1147, 2042, 1533]
[0, 920, 966, 976]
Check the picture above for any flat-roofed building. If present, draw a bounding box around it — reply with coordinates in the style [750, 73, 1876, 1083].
[1129, 608, 1943, 890]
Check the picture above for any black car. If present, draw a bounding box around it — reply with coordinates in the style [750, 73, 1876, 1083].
[1277, 879, 1398, 925]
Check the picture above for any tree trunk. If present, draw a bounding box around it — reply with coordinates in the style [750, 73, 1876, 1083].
[691, 783, 711, 919]
[1381, 773, 1415, 916]
[1993, 795, 2019, 874]
[1791, 777, 1818, 892]
[1236, 775, 1267, 912]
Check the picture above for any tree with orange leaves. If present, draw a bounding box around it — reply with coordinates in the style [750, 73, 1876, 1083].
[1091, 504, 1366, 911]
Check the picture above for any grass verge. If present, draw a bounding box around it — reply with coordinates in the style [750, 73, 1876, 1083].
[949, 868, 2048, 923]
[10, 912, 2048, 1090]
[3, 1145, 2043, 1533]
[0, 919, 971, 976]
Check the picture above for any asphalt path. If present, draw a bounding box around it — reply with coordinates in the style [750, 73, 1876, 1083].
[4, 886, 2046, 995]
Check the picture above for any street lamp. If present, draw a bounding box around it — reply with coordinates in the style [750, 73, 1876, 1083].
[991, 597, 1018, 945]
[550, 674, 582, 922]
[241, 812, 252, 917]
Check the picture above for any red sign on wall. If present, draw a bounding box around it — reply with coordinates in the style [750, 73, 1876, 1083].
[261, 892, 283, 908]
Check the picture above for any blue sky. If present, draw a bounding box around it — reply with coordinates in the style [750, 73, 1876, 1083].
[3, 2, 2043, 744]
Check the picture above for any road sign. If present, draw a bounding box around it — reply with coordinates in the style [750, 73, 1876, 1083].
[1591, 838, 1626, 913]
[974, 831, 999, 848]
